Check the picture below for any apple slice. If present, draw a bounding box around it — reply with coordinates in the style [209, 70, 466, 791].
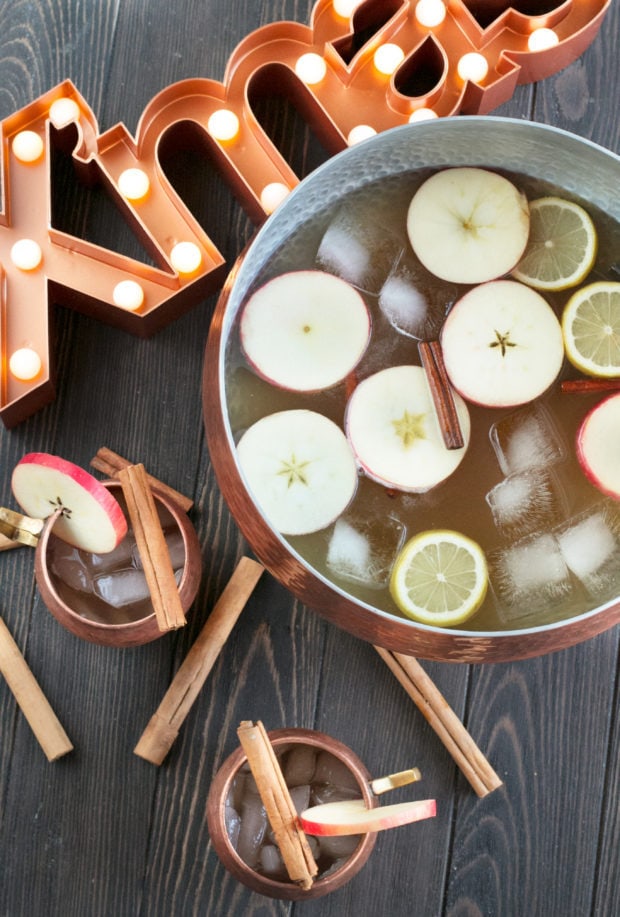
[11, 453, 127, 553]
[440, 280, 564, 408]
[300, 798, 436, 836]
[239, 270, 371, 391]
[236, 409, 358, 535]
[576, 393, 620, 499]
[344, 365, 470, 493]
[407, 167, 530, 284]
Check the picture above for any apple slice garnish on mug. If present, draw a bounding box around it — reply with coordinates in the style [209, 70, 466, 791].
[300, 797, 436, 836]
[11, 452, 127, 553]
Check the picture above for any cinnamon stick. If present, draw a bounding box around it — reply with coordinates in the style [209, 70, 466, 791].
[0, 615, 73, 761]
[418, 340, 464, 449]
[375, 647, 502, 797]
[561, 378, 620, 394]
[118, 463, 186, 632]
[237, 720, 318, 889]
[134, 557, 264, 764]
[90, 447, 193, 513]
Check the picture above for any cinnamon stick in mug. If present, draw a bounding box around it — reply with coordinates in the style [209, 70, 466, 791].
[118, 463, 186, 632]
[237, 720, 318, 889]
[91, 447, 193, 513]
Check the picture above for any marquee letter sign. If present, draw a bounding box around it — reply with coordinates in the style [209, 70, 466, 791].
[0, 0, 611, 426]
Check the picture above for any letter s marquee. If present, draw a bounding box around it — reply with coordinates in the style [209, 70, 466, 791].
[0, 0, 611, 426]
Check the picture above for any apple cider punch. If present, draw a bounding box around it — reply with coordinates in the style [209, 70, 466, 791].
[225, 166, 620, 633]
[46, 494, 185, 625]
[226, 744, 364, 881]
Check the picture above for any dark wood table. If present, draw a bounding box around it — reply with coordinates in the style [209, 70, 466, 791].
[1, 2, 618, 914]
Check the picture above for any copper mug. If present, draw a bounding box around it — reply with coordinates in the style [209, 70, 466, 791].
[206, 727, 378, 900]
[32, 480, 201, 647]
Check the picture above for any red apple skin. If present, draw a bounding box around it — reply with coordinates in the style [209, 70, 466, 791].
[299, 798, 436, 836]
[12, 452, 128, 550]
[576, 394, 620, 499]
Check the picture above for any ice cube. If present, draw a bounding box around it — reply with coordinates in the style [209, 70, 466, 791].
[313, 751, 360, 791]
[48, 539, 93, 593]
[311, 782, 362, 806]
[556, 503, 620, 601]
[282, 745, 316, 787]
[317, 833, 360, 860]
[236, 796, 268, 868]
[316, 206, 403, 294]
[87, 534, 135, 572]
[486, 468, 567, 537]
[320, 856, 350, 878]
[488, 532, 572, 623]
[378, 252, 454, 340]
[289, 784, 311, 815]
[224, 803, 242, 849]
[132, 529, 185, 571]
[326, 514, 406, 589]
[93, 568, 150, 608]
[227, 772, 247, 810]
[379, 271, 429, 339]
[490, 402, 566, 476]
[307, 834, 320, 860]
[259, 844, 287, 879]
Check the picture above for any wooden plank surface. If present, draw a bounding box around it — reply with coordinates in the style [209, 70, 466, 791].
[0, 2, 618, 915]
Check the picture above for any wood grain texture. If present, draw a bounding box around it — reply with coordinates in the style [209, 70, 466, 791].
[0, 2, 618, 916]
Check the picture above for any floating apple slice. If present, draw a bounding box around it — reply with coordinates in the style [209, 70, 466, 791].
[300, 797, 436, 836]
[345, 365, 470, 493]
[239, 270, 371, 391]
[576, 393, 620, 499]
[236, 409, 358, 535]
[407, 167, 530, 284]
[11, 453, 127, 553]
[440, 280, 564, 408]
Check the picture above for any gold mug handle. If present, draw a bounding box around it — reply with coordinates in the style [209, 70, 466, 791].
[0, 507, 44, 549]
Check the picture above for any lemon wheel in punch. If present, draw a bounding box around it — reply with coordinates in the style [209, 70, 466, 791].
[390, 530, 488, 627]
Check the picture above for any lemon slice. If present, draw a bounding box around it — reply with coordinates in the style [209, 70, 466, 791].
[512, 197, 597, 291]
[561, 281, 620, 377]
[389, 529, 488, 627]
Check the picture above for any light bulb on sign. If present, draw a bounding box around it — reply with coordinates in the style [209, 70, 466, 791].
[333, 0, 363, 17]
[118, 168, 150, 202]
[170, 242, 202, 275]
[409, 108, 439, 122]
[9, 348, 42, 381]
[347, 124, 377, 145]
[260, 182, 290, 214]
[11, 239, 43, 271]
[295, 53, 327, 85]
[12, 131, 44, 164]
[528, 28, 560, 52]
[457, 52, 489, 84]
[207, 109, 240, 141]
[49, 98, 81, 128]
[415, 0, 447, 28]
[113, 280, 145, 312]
[374, 44, 405, 76]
